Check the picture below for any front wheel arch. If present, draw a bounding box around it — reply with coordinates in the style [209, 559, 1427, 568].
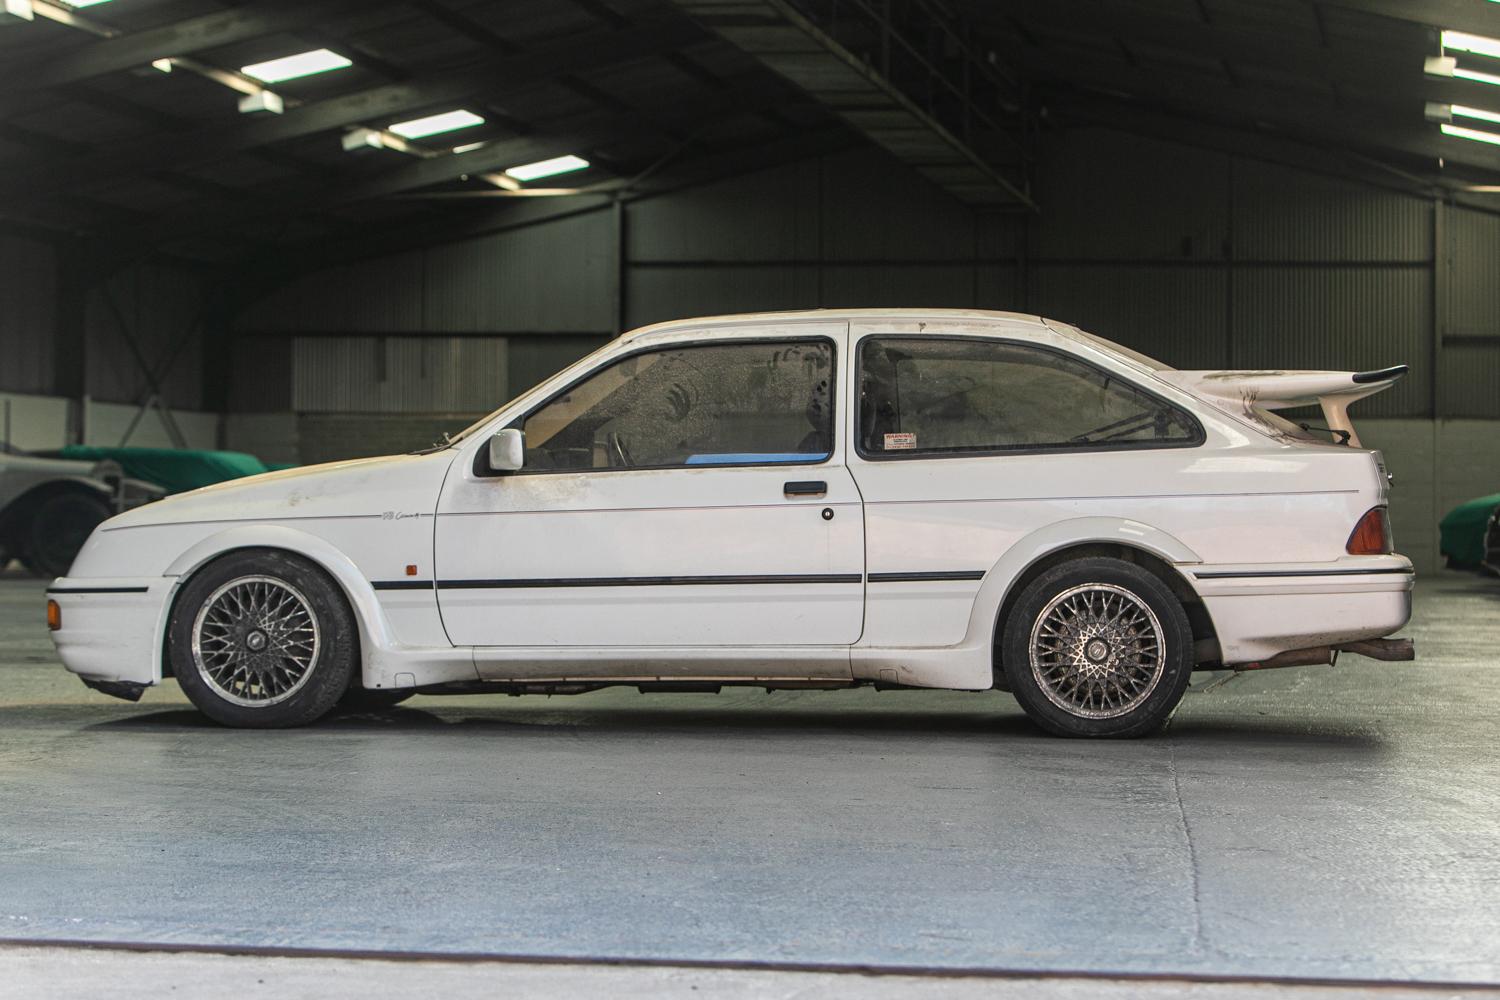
[157, 527, 397, 683]
[165, 547, 362, 726]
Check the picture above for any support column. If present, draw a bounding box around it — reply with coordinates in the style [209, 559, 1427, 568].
[52, 240, 92, 444]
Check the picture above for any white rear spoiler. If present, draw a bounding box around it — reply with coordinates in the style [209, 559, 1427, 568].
[1156, 366, 1408, 448]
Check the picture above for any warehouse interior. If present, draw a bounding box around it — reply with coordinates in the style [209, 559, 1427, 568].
[2, 0, 1500, 996]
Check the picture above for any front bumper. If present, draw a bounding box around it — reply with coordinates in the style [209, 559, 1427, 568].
[1188, 557, 1415, 665]
[48, 576, 175, 686]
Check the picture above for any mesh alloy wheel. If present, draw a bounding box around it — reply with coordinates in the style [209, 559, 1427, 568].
[191, 575, 321, 708]
[1028, 582, 1167, 720]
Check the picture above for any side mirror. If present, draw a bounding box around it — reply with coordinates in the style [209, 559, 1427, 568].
[488, 428, 525, 472]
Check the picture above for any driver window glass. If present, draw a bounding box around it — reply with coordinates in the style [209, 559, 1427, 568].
[858, 337, 1198, 456]
[521, 340, 834, 471]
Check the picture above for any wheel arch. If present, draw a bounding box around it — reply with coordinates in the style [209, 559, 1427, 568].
[156, 526, 391, 682]
[969, 518, 1219, 682]
[0, 478, 113, 547]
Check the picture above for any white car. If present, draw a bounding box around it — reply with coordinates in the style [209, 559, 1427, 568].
[47, 310, 1415, 737]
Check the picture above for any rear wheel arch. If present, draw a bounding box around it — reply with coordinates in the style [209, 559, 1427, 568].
[990, 541, 1218, 685]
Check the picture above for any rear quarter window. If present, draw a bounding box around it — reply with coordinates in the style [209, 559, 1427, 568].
[857, 337, 1202, 457]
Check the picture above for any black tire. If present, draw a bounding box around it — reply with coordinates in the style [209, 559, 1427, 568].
[20, 490, 113, 578]
[1000, 557, 1193, 738]
[338, 686, 414, 710]
[168, 549, 358, 728]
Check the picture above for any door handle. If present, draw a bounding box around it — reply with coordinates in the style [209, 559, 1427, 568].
[784, 480, 827, 497]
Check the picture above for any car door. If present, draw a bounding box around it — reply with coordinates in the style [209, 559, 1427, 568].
[433, 325, 864, 669]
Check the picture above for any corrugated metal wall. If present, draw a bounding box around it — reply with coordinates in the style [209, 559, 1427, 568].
[0, 234, 57, 395]
[237, 212, 614, 335]
[291, 337, 509, 412]
[84, 262, 207, 411]
[232, 127, 1500, 428]
[0, 236, 206, 411]
[1444, 206, 1500, 417]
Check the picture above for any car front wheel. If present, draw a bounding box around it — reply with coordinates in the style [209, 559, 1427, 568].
[1000, 557, 1194, 738]
[168, 550, 357, 728]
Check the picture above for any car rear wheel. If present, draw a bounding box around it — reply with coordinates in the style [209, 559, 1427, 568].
[169, 550, 357, 728]
[1000, 557, 1193, 738]
[20, 490, 113, 578]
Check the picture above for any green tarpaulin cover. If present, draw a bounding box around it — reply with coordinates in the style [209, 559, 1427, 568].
[1439, 492, 1500, 568]
[58, 446, 275, 494]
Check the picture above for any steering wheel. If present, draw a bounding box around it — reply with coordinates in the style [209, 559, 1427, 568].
[606, 431, 634, 468]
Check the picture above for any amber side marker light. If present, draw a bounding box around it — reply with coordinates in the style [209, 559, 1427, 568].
[46, 600, 61, 631]
[1347, 507, 1393, 555]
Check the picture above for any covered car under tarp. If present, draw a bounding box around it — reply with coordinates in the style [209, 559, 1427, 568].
[50, 446, 292, 494]
[1440, 493, 1500, 570]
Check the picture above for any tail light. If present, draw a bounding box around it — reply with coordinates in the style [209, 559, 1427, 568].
[46, 600, 61, 631]
[1346, 507, 1393, 555]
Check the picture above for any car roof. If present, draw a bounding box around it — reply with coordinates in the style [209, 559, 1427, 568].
[621, 308, 1056, 345]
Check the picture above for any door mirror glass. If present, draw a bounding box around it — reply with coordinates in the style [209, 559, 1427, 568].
[488, 428, 525, 472]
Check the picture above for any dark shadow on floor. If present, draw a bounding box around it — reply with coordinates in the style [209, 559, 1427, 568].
[75, 701, 1390, 754]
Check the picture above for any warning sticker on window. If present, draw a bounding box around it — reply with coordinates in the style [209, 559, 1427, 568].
[884, 432, 917, 450]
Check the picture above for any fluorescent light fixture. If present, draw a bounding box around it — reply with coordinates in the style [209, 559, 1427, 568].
[151, 58, 173, 73]
[1441, 122, 1500, 146]
[241, 48, 352, 84]
[64, 0, 114, 6]
[503, 154, 589, 182]
[238, 90, 284, 115]
[1455, 66, 1500, 87]
[452, 141, 486, 154]
[388, 109, 483, 140]
[0, 0, 33, 22]
[1442, 30, 1500, 60]
[342, 127, 386, 152]
[1453, 104, 1500, 125]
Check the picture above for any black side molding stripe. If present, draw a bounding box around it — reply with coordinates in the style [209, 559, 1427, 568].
[378, 572, 990, 591]
[1193, 568, 1413, 579]
[46, 586, 150, 595]
[434, 574, 863, 589]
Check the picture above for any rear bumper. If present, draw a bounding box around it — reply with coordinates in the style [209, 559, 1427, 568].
[1187, 557, 1414, 665]
[47, 577, 174, 685]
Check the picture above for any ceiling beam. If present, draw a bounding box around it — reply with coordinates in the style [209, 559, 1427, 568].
[983, 0, 1489, 108]
[666, 0, 1036, 209]
[1046, 91, 1500, 213]
[217, 125, 860, 301]
[1314, 0, 1500, 35]
[0, 0, 365, 116]
[1006, 42, 1500, 177]
[0, 22, 704, 211]
[100, 90, 812, 252]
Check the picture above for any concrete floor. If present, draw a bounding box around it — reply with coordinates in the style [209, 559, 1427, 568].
[1, 570, 1498, 995]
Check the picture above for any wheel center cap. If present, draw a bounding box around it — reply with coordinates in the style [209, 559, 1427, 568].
[245, 630, 268, 652]
[1085, 639, 1110, 663]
